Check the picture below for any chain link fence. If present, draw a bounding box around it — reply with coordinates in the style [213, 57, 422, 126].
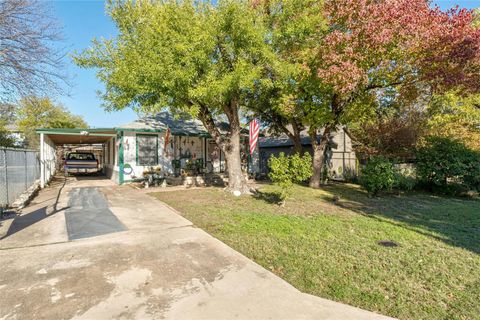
[0, 148, 40, 207]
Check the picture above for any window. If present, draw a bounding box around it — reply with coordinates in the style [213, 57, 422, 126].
[68, 153, 95, 160]
[136, 134, 158, 166]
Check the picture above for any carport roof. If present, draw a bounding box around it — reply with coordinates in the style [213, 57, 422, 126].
[36, 128, 117, 145]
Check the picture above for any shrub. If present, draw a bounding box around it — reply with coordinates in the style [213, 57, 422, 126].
[268, 152, 313, 205]
[393, 171, 417, 191]
[416, 137, 480, 194]
[360, 156, 396, 196]
[393, 165, 417, 191]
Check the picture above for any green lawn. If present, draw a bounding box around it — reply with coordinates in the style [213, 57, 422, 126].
[152, 183, 480, 320]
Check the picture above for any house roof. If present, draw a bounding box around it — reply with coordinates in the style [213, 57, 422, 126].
[35, 111, 248, 142]
[117, 112, 208, 136]
[259, 136, 313, 148]
[118, 111, 248, 137]
[259, 127, 347, 149]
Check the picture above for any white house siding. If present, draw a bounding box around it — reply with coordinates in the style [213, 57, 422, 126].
[120, 131, 174, 182]
[40, 133, 56, 188]
[173, 136, 205, 170]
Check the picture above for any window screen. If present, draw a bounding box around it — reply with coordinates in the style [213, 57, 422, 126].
[137, 135, 158, 166]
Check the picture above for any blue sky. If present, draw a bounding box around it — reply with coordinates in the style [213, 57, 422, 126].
[50, 0, 479, 128]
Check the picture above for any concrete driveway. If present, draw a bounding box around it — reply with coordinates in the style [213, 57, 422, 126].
[0, 176, 394, 320]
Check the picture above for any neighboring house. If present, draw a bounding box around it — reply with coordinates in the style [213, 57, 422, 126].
[5, 124, 25, 147]
[258, 128, 357, 180]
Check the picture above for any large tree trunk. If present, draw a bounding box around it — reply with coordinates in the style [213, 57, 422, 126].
[282, 121, 303, 155]
[309, 125, 332, 188]
[291, 122, 303, 154]
[198, 102, 250, 194]
[222, 126, 250, 194]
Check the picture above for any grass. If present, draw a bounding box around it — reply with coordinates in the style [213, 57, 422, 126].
[152, 183, 480, 320]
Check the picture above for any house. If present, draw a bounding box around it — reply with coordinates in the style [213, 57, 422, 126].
[111, 112, 252, 183]
[258, 128, 357, 180]
[36, 112, 357, 187]
[4, 124, 25, 147]
[36, 112, 251, 186]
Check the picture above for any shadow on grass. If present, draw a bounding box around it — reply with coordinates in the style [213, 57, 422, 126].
[252, 190, 282, 205]
[323, 183, 480, 254]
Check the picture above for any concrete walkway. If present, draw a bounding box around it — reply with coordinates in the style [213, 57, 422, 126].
[0, 176, 394, 320]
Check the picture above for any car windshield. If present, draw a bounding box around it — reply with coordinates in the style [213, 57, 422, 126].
[67, 153, 95, 160]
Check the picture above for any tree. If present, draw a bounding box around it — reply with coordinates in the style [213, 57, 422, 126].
[16, 97, 87, 148]
[0, 103, 17, 147]
[427, 92, 480, 152]
[0, 122, 15, 147]
[0, 0, 67, 102]
[252, 0, 480, 188]
[349, 102, 429, 160]
[348, 90, 480, 159]
[474, 8, 480, 28]
[301, 0, 480, 188]
[74, 0, 278, 194]
[248, 0, 325, 155]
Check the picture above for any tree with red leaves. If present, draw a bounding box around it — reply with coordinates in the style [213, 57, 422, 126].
[255, 0, 480, 187]
[306, 0, 480, 187]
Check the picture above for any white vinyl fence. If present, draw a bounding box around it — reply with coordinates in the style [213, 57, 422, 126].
[0, 148, 40, 207]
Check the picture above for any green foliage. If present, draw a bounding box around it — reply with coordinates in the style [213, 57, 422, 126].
[474, 8, 480, 28]
[247, 0, 326, 134]
[268, 152, 312, 203]
[360, 157, 396, 196]
[74, 0, 280, 193]
[427, 91, 480, 152]
[0, 120, 16, 147]
[74, 0, 276, 116]
[16, 96, 87, 148]
[0, 104, 16, 147]
[393, 170, 417, 191]
[416, 137, 480, 194]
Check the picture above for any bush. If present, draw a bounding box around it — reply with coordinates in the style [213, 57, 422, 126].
[360, 156, 396, 196]
[393, 165, 417, 191]
[416, 137, 480, 194]
[268, 152, 312, 205]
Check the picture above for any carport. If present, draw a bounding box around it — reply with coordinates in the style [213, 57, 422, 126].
[36, 128, 117, 188]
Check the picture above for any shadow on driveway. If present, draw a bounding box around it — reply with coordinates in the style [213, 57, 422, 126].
[1, 176, 69, 240]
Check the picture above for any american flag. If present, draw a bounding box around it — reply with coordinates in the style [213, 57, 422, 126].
[249, 119, 260, 155]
